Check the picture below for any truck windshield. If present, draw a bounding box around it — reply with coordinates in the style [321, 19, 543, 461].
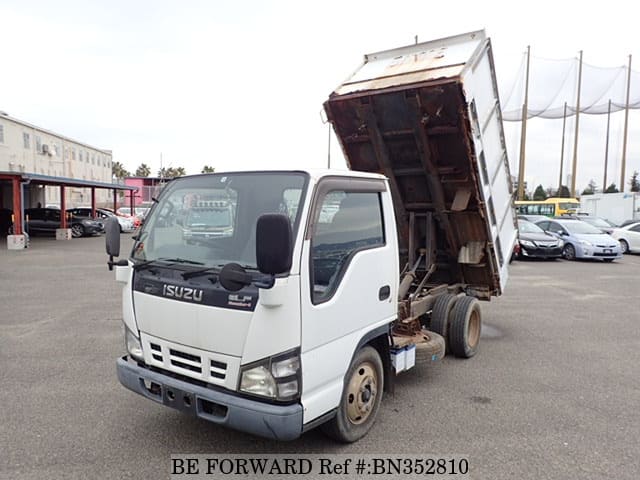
[131, 172, 308, 269]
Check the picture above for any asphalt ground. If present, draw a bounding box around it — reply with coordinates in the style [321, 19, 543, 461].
[1, 235, 639, 479]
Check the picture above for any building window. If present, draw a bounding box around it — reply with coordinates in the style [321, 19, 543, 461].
[22, 132, 30, 149]
[79, 151, 83, 162]
[0, 124, 4, 143]
[36, 136, 42, 153]
[72, 148, 76, 160]
[86, 151, 89, 163]
[91, 154, 95, 165]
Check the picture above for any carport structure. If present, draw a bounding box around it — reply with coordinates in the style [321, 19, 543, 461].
[0, 172, 138, 235]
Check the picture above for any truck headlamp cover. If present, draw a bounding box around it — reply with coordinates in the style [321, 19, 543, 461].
[239, 349, 301, 401]
[239, 365, 277, 398]
[125, 327, 144, 361]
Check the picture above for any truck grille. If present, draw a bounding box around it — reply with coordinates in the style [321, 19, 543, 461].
[141, 334, 237, 389]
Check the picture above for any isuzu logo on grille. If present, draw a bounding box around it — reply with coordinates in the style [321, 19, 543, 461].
[162, 284, 203, 302]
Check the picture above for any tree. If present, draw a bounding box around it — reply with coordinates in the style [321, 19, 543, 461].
[158, 166, 186, 179]
[556, 185, 571, 198]
[533, 185, 547, 201]
[630, 171, 640, 192]
[604, 183, 619, 194]
[201, 165, 215, 173]
[112, 161, 130, 179]
[581, 179, 598, 196]
[135, 163, 151, 177]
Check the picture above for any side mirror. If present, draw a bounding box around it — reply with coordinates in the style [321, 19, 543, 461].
[256, 213, 292, 275]
[105, 217, 121, 270]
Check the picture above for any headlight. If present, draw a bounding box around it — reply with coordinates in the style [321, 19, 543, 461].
[239, 350, 301, 401]
[520, 240, 535, 248]
[579, 240, 592, 247]
[125, 326, 144, 361]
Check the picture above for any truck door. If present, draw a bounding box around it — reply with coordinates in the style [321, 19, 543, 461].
[299, 177, 398, 422]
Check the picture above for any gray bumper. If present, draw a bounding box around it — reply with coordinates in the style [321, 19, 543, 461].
[116, 356, 303, 441]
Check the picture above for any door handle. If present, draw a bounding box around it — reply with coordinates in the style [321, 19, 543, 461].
[378, 285, 391, 301]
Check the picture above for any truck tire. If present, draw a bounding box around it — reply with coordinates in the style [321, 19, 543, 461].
[429, 294, 457, 348]
[321, 346, 383, 443]
[449, 296, 481, 358]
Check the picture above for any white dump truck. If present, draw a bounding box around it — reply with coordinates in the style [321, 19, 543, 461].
[105, 30, 517, 443]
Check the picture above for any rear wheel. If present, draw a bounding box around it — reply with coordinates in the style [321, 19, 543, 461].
[429, 294, 457, 349]
[321, 346, 383, 443]
[449, 296, 481, 358]
[619, 239, 629, 254]
[562, 243, 576, 260]
[71, 224, 84, 238]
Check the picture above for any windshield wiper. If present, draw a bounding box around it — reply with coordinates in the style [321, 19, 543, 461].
[133, 257, 204, 271]
[182, 265, 223, 280]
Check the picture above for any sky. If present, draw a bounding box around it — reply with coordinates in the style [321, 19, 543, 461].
[1, 0, 639, 194]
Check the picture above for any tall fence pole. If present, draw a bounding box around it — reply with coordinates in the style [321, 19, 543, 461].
[570, 51, 583, 198]
[517, 46, 531, 200]
[620, 54, 632, 192]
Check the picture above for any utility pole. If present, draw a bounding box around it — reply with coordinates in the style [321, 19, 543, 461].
[517, 46, 531, 201]
[620, 54, 632, 192]
[570, 50, 583, 198]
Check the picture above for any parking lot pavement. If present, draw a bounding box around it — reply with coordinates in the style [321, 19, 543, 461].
[1, 236, 639, 479]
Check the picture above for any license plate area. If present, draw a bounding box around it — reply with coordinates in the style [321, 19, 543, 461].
[163, 385, 196, 415]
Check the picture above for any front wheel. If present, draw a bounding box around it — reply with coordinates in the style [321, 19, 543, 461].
[619, 239, 629, 254]
[562, 243, 576, 260]
[321, 346, 383, 443]
[71, 224, 85, 238]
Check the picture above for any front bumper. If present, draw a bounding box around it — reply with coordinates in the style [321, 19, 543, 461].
[116, 356, 303, 440]
[520, 245, 563, 258]
[576, 244, 622, 260]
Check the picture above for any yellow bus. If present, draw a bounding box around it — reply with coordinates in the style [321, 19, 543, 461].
[514, 197, 580, 217]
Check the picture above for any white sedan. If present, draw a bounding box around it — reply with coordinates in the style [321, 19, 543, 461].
[611, 222, 640, 253]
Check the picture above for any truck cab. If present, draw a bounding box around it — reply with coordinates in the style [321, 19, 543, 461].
[111, 169, 399, 442]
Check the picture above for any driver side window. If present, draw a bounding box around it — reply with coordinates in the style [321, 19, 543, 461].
[311, 191, 384, 304]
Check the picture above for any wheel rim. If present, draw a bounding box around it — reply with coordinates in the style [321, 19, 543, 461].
[564, 245, 575, 260]
[346, 362, 378, 425]
[71, 225, 83, 237]
[620, 240, 628, 253]
[467, 308, 481, 348]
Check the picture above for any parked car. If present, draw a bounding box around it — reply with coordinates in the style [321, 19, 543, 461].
[571, 216, 617, 234]
[514, 220, 563, 260]
[610, 222, 640, 254]
[67, 207, 135, 233]
[116, 207, 146, 228]
[535, 218, 622, 262]
[24, 208, 103, 238]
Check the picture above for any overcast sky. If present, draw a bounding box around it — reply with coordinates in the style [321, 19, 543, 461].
[2, 0, 639, 193]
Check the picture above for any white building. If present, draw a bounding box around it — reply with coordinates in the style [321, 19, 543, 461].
[0, 111, 113, 205]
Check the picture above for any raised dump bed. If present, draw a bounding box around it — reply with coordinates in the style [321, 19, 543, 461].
[324, 30, 517, 300]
